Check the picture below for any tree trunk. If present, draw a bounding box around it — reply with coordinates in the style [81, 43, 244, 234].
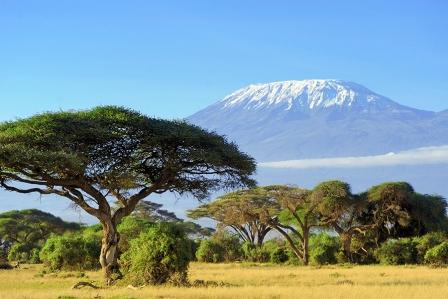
[99, 220, 121, 285]
[302, 228, 310, 266]
[274, 226, 303, 261]
[340, 233, 352, 262]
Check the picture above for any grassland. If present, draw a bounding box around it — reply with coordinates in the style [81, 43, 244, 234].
[1, 263, 448, 299]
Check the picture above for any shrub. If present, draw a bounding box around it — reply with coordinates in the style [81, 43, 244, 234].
[350, 233, 377, 264]
[212, 231, 242, 262]
[0, 257, 12, 269]
[424, 242, 448, 265]
[120, 223, 192, 285]
[309, 233, 340, 265]
[8, 243, 31, 263]
[40, 233, 101, 271]
[242, 242, 270, 263]
[117, 216, 153, 253]
[375, 238, 417, 265]
[196, 231, 242, 263]
[415, 232, 447, 263]
[270, 247, 289, 264]
[7, 243, 41, 263]
[196, 239, 224, 263]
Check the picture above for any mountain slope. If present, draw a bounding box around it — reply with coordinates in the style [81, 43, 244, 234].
[188, 80, 448, 161]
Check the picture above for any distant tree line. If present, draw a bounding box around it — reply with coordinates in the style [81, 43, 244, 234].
[1, 180, 448, 285]
[188, 181, 448, 266]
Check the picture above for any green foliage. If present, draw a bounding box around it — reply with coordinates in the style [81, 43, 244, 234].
[309, 233, 340, 265]
[424, 242, 448, 265]
[196, 239, 225, 263]
[39, 233, 101, 271]
[270, 247, 289, 264]
[0, 106, 256, 201]
[212, 231, 242, 262]
[375, 238, 417, 265]
[313, 180, 352, 217]
[195, 231, 242, 263]
[407, 194, 448, 235]
[7, 243, 41, 264]
[414, 232, 447, 263]
[242, 242, 270, 263]
[0, 209, 81, 263]
[120, 223, 192, 285]
[117, 216, 153, 253]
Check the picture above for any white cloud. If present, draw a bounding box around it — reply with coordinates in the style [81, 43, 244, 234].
[259, 146, 448, 169]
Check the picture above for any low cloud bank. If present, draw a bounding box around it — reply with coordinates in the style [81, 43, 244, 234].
[259, 146, 448, 169]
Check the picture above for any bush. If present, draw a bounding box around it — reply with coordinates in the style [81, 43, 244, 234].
[120, 223, 192, 285]
[270, 247, 289, 264]
[7, 243, 41, 264]
[0, 257, 12, 269]
[196, 239, 224, 263]
[375, 238, 417, 265]
[212, 231, 242, 262]
[242, 242, 270, 263]
[40, 233, 101, 271]
[196, 231, 242, 263]
[424, 242, 448, 265]
[309, 233, 340, 265]
[117, 216, 153, 253]
[415, 232, 447, 263]
[350, 233, 377, 264]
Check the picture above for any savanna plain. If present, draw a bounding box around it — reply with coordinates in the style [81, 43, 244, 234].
[1, 263, 448, 299]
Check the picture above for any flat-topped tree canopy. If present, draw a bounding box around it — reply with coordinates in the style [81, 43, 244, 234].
[188, 187, 278, 246]
[188, 185, 319, 264]
[0, 106, 256, 283]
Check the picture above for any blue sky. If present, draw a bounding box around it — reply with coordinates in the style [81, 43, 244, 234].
[1, 0, 447, 122]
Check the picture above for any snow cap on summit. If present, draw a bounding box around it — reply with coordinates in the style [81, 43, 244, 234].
[220, 79, 389, 111]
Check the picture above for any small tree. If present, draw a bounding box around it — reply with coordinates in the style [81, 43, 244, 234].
[0, 106, 256, 284]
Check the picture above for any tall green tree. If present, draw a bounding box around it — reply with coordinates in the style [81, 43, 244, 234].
[0, 106, 256, 284]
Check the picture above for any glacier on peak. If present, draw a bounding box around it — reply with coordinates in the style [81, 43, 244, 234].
[220, 79, 392, 111]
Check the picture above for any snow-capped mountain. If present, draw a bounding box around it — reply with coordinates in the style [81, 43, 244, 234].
[221, 80, 398, 111]
[188, 80, 448, 161]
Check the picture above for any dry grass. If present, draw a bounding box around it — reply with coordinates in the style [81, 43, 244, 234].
[1, 263, 448, 298]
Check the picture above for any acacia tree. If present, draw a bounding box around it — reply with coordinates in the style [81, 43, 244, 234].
[0, 209, 80, 246]
[189, 185, 320, 265]
[188, 188, 275, 246]
[265, 185, 319, 265]
[127, 200, 215, 238]
[313, 181, 413, 261]
[0, 106, 256, 284]
[131, 200, 182, 222]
